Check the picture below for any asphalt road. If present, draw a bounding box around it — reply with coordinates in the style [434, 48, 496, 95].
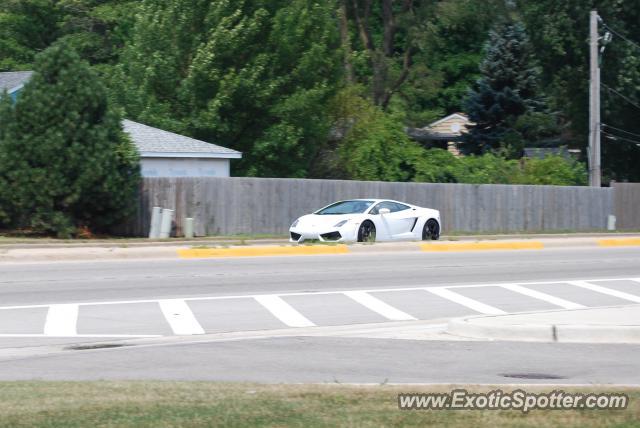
[1, 246, 639, 384]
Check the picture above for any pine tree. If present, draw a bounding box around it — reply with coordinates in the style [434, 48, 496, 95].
[0, 42, 140, 237]
[463, 22, 549, 155]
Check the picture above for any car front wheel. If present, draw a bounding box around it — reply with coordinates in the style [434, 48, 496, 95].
[357, 221, 376, 243]
[422, 219, 440, 240]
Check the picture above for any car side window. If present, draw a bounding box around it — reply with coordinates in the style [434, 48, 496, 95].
[392, 202, 410, 212]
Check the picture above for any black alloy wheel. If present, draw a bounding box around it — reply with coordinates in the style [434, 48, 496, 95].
[357, 221, 376, 243]
[422, 219, 440, 240]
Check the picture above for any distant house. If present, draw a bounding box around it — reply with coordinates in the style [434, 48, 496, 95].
[406, 113, 472, 156]
[123, 120, 241, 177]
[0, 71, 33, 102]
[0, 72, 242, 177]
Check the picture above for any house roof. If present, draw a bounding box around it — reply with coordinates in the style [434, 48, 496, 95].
[123, 119, 242, 159]
[0, 71, 33, 94]
[426, 113, 470, 129]
[407, 113, 473, 143]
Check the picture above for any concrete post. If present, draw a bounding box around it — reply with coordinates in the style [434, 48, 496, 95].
[149, 206, 162, 239]
[159, 209, 174, 239]
[184, 217, 194, 239]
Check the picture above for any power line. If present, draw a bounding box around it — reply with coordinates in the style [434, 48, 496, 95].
[602, 83, 640, 111]
[601, 123, 640, 139]
[602, 22, 640, 53]
[601, 130, 640, 146]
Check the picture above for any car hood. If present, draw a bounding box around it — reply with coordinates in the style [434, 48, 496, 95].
[295, 213, 359, 229]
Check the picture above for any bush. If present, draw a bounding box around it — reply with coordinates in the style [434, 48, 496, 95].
[412, 149, 587, 186]
[0, 42, 140, 237]
[327, 87, 423, 182]
[517, 155, 587, 186]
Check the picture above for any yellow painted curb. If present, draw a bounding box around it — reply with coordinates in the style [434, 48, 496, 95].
[597, 238, 640, 247]
[421, 241, 544, 252]
[178, 245, 350, 259]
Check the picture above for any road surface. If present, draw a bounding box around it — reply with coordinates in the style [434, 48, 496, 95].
[0, 246, 639, 384]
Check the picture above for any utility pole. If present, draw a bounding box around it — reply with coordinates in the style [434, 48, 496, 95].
[589, 10, 601, 187]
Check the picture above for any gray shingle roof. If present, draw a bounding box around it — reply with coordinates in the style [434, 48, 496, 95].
[0, 71, 33, 93]
[123, 119, 241, 159]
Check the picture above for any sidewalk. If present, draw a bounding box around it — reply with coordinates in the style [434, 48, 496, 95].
[447, 305, 640, 343]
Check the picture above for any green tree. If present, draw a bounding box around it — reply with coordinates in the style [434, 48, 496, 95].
[326, 87, 423, 182]
[0, 42, 139, 237]
[463, 22, 554, 156]
[112, 0, 342, 178]
[0, 91, 14, 226]
[518, 0, 640, 182]
[0, 0, 61, 70]
[0, 0, 137, 70]
[400, 0, 508, 125]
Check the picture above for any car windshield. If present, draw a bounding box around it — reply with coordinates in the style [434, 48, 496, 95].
[316, 200, 375, 215]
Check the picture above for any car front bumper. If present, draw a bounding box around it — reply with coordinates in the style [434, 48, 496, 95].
[289, 224, 358, 243]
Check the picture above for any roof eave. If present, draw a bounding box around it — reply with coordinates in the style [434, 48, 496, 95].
[140, 151, 242, 159]
[5, 84, 24, 94]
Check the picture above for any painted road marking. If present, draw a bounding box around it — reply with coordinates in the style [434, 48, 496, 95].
[343, 291, 416, 321]
[1, 277, 640, 310]
[178, 245, 349, 259]
[0, 333, 160, 338]
[500, 284, 586, 310]
[568, 280, 640, 303]
[254, 295, 316, 328]
[421, 241, 544, 252]
[158, 299, 205, 335]
[598, 238, 640, 247]
[425, 288, 506, 315]
[1, 277, 638, 339]
[43, 304, 78, 336]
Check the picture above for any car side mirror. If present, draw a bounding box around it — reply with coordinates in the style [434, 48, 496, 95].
[378, 208, 391, 215]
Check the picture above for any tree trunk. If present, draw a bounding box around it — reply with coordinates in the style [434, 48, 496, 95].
[338, 0, 354, 84]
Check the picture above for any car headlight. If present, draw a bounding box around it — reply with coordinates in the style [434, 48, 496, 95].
[334, 219, 349, 227]
[291, 219, 299, 228]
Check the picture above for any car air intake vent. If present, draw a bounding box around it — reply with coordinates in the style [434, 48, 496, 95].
[320, 231, 342, 241]
[290, 232, 301, 241]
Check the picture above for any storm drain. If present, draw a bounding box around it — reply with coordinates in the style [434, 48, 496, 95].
[65, 343, 131, 351]
[500, 373, 566, 380]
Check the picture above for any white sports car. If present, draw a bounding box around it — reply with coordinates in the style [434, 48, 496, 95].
[289, 199, 441, 243]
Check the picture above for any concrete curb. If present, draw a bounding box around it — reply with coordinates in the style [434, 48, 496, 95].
[447, 305, 640, 344]
[1, 236, 639, 263]
[1, 232, 639, 250]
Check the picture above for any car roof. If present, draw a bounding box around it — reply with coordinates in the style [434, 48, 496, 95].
[342, 198, 412, 205]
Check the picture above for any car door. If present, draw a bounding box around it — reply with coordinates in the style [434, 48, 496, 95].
[384, 202, 417, 238]
[370, 201, 415, 239]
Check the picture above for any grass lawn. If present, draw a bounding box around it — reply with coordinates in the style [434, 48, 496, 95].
[0, 382, 637, 427]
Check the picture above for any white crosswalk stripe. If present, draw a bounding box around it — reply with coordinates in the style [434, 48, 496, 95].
[254, 295, 316, 328]
[500, 284, 586, 309]
[425, 287, 506, 315]
[158, 299, 205, 335]
[568, 280, 640, 303]
[43, 304, 78, 336]
[343, 291, 416, 321]
[1, 277, 638, 338]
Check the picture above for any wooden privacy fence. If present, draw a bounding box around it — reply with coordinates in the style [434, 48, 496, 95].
[613, 182, 640, 230]
[121, 177, 626, 237]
